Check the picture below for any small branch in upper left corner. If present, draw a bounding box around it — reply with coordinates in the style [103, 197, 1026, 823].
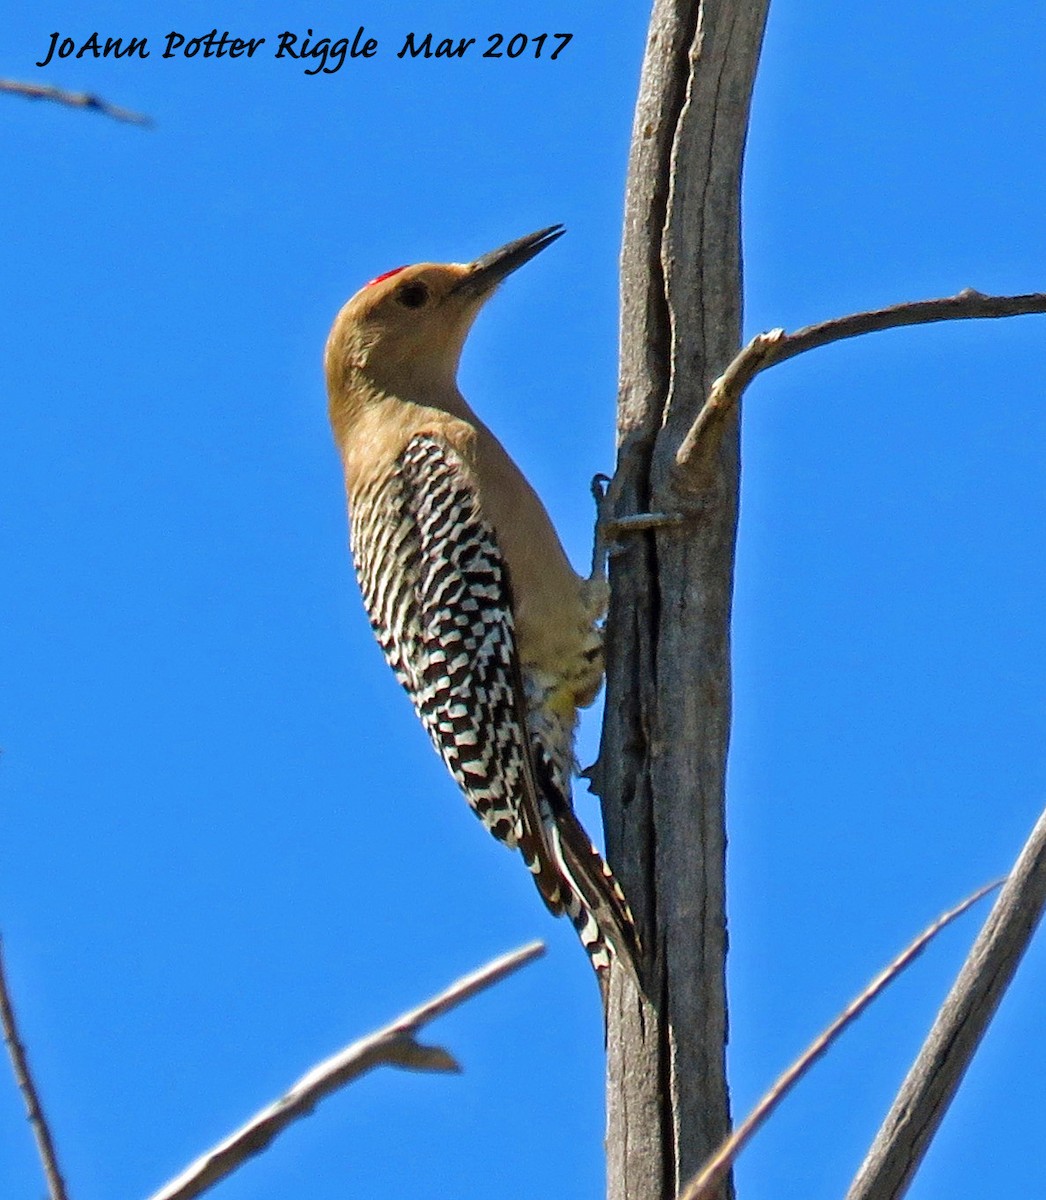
[0, 78, 152, 125]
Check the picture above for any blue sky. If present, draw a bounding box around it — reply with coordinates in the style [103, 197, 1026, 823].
[2, 2, 1044, 1198]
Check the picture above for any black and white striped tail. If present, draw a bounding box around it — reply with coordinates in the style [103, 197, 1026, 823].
[529, 742, 643, 989]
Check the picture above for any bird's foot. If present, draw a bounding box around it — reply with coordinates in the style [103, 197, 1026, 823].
[589, 473, 684, 581]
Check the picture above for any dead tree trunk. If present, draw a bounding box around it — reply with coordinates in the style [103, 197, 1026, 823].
[594, 4, 770, 1199]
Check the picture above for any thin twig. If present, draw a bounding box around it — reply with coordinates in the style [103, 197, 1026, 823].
[847, 804, 1046, 1200]
[676, 881, 1001, 1200]
[674, 288, 1046, 483]
[0, 935, 70, 1200]
[145, 940, 545, 1200]
[0, 78, 152, 126]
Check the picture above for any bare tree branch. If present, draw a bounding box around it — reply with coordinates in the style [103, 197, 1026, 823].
[675, 288, 1046, 484]
[0, 78, 152, 126]
[0, 935, 70, 1200]
[145, 940, 545, 1200]
[846, 806, 1046, 1200]
[676, 881, 1001, 1200]
[602, 2, 770, 1198]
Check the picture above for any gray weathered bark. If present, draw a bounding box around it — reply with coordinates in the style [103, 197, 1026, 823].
[592, 4, 770, 1199]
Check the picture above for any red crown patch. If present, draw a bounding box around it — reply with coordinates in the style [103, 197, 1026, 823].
[365, 266, 407, 288]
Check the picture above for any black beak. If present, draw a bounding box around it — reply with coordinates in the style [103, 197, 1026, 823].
[455, 225, 565, 296]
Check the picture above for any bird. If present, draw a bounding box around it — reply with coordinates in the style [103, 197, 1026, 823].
[324, 225, 640, 989]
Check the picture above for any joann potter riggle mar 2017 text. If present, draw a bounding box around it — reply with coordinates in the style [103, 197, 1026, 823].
[34, 28, 574, 73]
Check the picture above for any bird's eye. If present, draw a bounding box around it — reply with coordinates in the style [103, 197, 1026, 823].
[396, 282, 430, 309]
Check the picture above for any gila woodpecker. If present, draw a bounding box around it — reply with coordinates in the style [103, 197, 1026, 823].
[325, 226, 640, 986]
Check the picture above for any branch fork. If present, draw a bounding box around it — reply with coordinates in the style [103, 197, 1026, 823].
[674, 288, 1046, 486]
[1, 938, 544, 1200]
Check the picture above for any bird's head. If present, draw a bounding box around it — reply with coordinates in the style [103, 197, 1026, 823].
[325, 225, 564, 410]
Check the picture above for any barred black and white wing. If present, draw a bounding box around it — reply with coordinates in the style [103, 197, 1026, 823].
[350, 433, 564, 908]
[350, 431, 639, 982]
